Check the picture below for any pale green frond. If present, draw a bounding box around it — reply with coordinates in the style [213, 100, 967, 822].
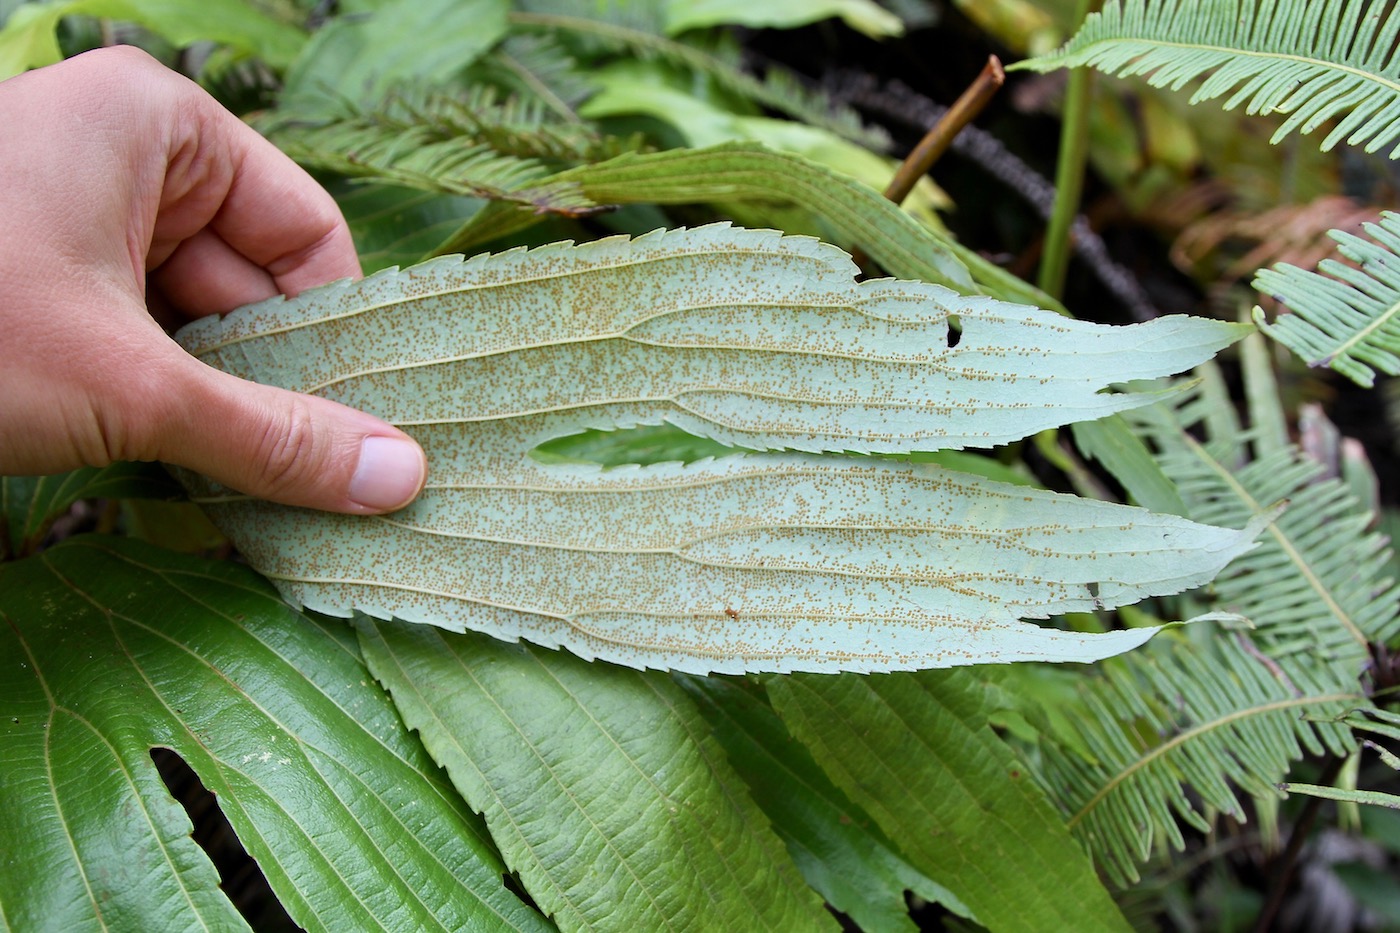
[1253, 210, 1400, 387]
[1127, 372, 1400, 680]
[175, 226, 1255, 674]
[1038, 638, 1361, 886]
[1017, 0, 1400, 157]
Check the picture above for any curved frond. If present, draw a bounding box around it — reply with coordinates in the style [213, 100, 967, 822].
[261, 85, 642, 216]
[1017, 0, 1400, 156]
[1253, 210, 1400, 388]
[1128, 368, 1400, 680]
[1039, 638, 1360, 886]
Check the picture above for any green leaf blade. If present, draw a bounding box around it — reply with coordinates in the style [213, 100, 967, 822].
[358, 619, 833, 933]
[0, 536, 547, 933]
[766, 670, 1132, 933]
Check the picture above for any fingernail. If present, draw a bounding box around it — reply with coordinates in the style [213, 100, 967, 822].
[349, 436, 425, 511]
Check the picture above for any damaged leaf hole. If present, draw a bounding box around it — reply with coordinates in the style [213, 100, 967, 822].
[151, 748, 299, 932]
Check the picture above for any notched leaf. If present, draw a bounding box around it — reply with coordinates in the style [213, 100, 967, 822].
[175, 225, 1257, 674]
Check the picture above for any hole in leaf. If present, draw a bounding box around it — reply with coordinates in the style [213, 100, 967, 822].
[530, 423, 752, 468]
[946, 314, 962, 348]
[151, 748, 300, 932]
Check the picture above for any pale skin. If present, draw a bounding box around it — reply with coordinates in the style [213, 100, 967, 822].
[0, 46, 427, 513]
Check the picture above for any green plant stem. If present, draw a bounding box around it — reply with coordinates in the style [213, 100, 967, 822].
[1037, 0, 1100, 300]
[1253, 755, 1344, 933]
[883, 55, 1004, 204]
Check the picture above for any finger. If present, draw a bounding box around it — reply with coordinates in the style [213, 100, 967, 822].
[149, 357, 427, 514]
[158, 96, 362, 294]
[151, 227, 279, 317]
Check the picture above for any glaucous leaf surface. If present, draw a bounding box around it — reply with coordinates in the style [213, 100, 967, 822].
[358, 618, 833, 932]
[0, 535, 547, 932]
[176, 225, 1260, 674]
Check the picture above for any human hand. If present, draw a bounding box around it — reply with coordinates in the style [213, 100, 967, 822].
[0, 46, 426, 513]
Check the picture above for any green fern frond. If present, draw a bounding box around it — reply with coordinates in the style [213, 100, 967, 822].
[1038, 638, 1360, 885]
[507, 10, 891, 149]
[472, 33, 600, 119]
[1253, 210, 1400, 388]
[1128, 370, 1400, 680]
[267, 120, 598, 213]
[1017, 0, 1400, 156]
[261, 84, 648, 215]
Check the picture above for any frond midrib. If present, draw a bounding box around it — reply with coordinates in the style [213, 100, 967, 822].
[1094, 38, 1400, 101]
[1066, 688, 1362, 829]
[1181, 434, 1371, 647]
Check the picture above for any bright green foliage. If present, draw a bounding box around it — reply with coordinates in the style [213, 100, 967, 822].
[767, 671, 1134, 933]
[1018, 0, 1400, 156]
[1129, 368, 1400, 678]
[357, 619, 833, 932]
[1253, 211, 1400, 387]
[1034, 361, 1399, 884]
[679, 675, 972, 932]
[0, 0, 306, 78]
[175, 226, 1259, 674]
[1034, 639, 1360, 885]
[0, 536, 547, 932]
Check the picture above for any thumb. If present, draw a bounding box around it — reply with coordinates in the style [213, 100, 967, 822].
[154, 361, 426, 514]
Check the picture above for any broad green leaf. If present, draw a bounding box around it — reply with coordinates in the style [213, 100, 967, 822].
[1253, 210, 1400, 388]
[332, 180, 484, 274]
[577, 61, 949, 224]
[664, 0, 904, 37]
[436, 142, 979, 293]
[175, 226, 1260, 674]
[766, 670, 1133, 933]
[357, 619, 833, 932]
[284, 0, 508, 114]
[1015, 0, 1400, 156]
[0, 0, 306, 78]
[1071, 415, 1187, 515]
[2, 462, 183, 560]
[0, 535, 547, 932]
[678, 675, 971, 932]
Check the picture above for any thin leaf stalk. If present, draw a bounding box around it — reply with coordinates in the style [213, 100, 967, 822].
[1038, 0, 1100, 300]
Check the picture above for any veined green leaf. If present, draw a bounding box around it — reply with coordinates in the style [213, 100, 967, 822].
[766, 670, 1132, 932]
[678, 675, 971, 932]
[1015, 0, 1400, 156]
[358, 619, 832, 932]
[0, 536, 546, 932]
[1254, 210, 1400, 388]
[175, 226, 1258, 674]
[433, 142, 1067, 311]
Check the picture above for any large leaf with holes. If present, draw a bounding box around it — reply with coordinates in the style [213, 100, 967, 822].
[175, 225, 1261, 674]
[0, 535, 548, 933]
